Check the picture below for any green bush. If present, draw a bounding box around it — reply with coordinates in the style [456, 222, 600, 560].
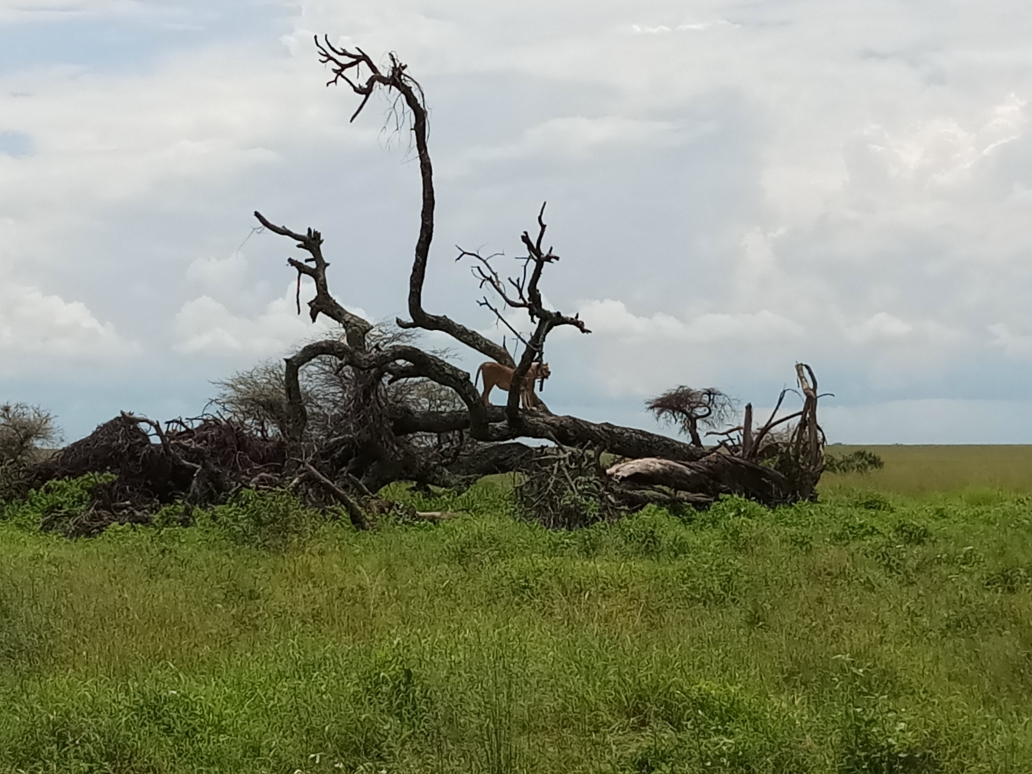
[194, 487, 329, 551]
[826, 450, 886, 475]
[0, 473, 114, 531]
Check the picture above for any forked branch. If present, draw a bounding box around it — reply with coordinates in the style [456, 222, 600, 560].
[252, 210, 372, 348]
[459, 203, 591, 422]
[315, 35, 513, 366]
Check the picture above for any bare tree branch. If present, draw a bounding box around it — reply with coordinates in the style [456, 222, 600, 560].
[301, 462, 368, 529]
[252, 210, 372, 348]
[315, 36, 514, 366]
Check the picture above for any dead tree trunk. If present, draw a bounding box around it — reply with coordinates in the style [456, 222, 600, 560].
[250, 37, 826, 517]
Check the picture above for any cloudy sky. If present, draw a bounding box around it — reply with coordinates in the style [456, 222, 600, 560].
[2, 0, 1031, 443]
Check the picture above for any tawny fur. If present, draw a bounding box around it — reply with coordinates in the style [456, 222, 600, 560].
[475, 361, 551, 408]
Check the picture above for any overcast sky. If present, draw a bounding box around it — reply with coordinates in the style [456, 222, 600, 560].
[2, 0, 1032, 443]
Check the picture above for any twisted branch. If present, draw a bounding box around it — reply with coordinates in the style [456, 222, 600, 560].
[315, 36, 514, 366]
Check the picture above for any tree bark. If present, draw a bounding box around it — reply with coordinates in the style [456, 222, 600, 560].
[607, 454, 795, 507]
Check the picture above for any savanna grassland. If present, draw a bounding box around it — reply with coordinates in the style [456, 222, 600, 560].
[823, 444, 1032, 496]
[2, 451, 1032, 773]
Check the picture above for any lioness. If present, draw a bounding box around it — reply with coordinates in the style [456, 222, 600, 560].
[475, 361, 551, 408]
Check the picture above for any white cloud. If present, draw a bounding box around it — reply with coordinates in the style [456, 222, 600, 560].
[845, 312, 913, 343]
[989, 322, 1032, 360]
[632, 20, 737, 35]
[580, 299, 804, 343]
[0, 1, 147, 25]
[173, 282, 369, 357]
[839, 94, 1026, 195]
[0, 283, 135, 366]
[451, 115, 687, 174]
[553, 299, 807, 398]
[185, 251, 249, 294]
[4, 0, 1032, 441]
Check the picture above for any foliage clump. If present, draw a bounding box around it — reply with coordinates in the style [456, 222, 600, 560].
[191, 487, 330, 551]
[645, 386, 737, 447]
[514, 448, 633, 529]
[1, 473, 115, 535]
[0, 402, 59, 505]
[826, 449, 886, 475]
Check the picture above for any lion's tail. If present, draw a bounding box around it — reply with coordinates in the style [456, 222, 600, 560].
[473, 363, 485, 391]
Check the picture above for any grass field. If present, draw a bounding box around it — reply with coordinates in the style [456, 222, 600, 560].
[823, 444, 1032, 496]
[2, 452, 1032, 772]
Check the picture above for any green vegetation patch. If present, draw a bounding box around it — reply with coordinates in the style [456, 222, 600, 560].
[3, 484, 1032, 771]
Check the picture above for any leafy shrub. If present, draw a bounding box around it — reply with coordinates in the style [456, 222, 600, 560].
[0, 473, 114, 531]
[826, 450, 886, 475]
[195, 488, 327, 551]
[514, 449, 618, 529]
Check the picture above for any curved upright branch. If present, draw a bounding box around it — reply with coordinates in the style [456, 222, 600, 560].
[315, 36, 514, 367]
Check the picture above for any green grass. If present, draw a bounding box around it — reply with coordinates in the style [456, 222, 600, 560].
[823, 444, 1032, 496]
[4, 476, 1032, 772]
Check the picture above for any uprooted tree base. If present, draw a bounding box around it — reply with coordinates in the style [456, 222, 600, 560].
[5, 38, 826, 533]
[12, 413, 536, 536]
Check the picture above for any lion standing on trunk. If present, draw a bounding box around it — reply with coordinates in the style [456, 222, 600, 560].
[475, 361, 551, 409]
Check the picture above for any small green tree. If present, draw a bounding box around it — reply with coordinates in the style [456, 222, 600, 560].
[0, 402, 58, 464]
[825, 449, 885, 475]
[0, 402, 60, 504]
[646, 387, 737, 447]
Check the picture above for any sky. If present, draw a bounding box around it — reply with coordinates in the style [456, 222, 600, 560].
[2, 0, 1032, 444]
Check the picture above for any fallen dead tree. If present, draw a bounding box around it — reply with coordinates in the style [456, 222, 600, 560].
[20, 410, 447, 535]
[11, 37, 826, 533]
[242, 37, 826, 525]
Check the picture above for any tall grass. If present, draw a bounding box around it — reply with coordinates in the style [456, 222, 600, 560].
[3, 477, 1032, 771]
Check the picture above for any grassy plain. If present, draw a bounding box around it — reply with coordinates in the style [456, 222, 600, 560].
[2, 451, 1032, 772]
[824, 444, 1032, 496]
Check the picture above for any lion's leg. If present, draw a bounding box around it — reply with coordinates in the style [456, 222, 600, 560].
[521, 383, 534, 410]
